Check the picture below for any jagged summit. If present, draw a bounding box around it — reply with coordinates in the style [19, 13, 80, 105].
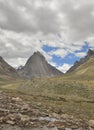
[87, 49, 94, 57]
[31, 51, 43, 57]
[26, 51, 46, 66]
[67, 49, 94, 73]
[33, 51, 43, 55]
[18, 51, 63, 78]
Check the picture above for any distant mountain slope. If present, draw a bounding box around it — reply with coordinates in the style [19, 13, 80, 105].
[0, 56, 18, 80]
[66, 49, 94, 80]
[67, 49, 94, 73]
[18, 51, 63, 78]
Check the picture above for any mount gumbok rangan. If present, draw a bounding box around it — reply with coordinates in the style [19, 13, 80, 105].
[18, 51, 63, 78]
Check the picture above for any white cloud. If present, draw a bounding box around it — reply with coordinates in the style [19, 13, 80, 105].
[58, 63, 72, 73]
[49, 49, 68, 58]
[75, 52, 86, 58]
[87, 37, 94, 48]
[5, 58, 27, 68]
[48, 61, 57, 67]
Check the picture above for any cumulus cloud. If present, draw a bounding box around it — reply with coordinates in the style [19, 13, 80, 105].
[0, 0, 60, 34]
[58, 63, 72, 73]
[49, 49, 68, 58]
[75, 52, 86, 58]
[0, 0, 94, 72]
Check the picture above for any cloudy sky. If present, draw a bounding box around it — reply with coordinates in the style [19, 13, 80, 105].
[0, 0, 94, 73]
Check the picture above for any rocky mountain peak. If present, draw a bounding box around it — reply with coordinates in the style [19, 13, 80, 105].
[26, 51, 46, 66]
[32, 51, 45, 59]
[33, 51, 43, 56]
[87, 49, 94, 57]
[18, 51, 63, 78]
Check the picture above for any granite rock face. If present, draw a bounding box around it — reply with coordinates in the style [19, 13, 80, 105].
[18, 51, 63, 78]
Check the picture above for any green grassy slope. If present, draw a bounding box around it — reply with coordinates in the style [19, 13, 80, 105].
[65, 57, 94, 80]
[16, 78, 94, 100]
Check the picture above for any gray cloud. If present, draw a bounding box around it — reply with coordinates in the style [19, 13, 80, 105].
[60, 1, 94, 42]
[65, 0, 94, 49]
[0, 0, 94, 72]
[0, 0, 37, 33]
[1, 0, 94, 41]
[34, 7, 60, 34]
[0, 0, 60, 34]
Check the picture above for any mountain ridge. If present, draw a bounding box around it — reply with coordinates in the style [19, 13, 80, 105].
[64, 49, 94, 80]
[67, 49, 94, 73]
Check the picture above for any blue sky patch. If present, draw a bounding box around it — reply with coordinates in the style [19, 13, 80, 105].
[43, 45, 59, 52]
[43, 42, 90, 67]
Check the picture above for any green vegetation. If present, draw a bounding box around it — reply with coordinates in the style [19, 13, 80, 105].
[18, 78, 94, 99]
[65, 57, 94, 80]
[0, 77, 94, 120]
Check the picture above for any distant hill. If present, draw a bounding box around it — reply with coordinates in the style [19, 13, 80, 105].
[66, 49, 94, 80]
[18, 51, 63, 78]
[0, 56, 18, 80]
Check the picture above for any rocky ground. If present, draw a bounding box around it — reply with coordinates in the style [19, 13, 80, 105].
[0, 91, 94, 130]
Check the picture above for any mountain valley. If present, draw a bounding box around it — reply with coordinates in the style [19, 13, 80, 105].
[0, 49, 94, 130]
